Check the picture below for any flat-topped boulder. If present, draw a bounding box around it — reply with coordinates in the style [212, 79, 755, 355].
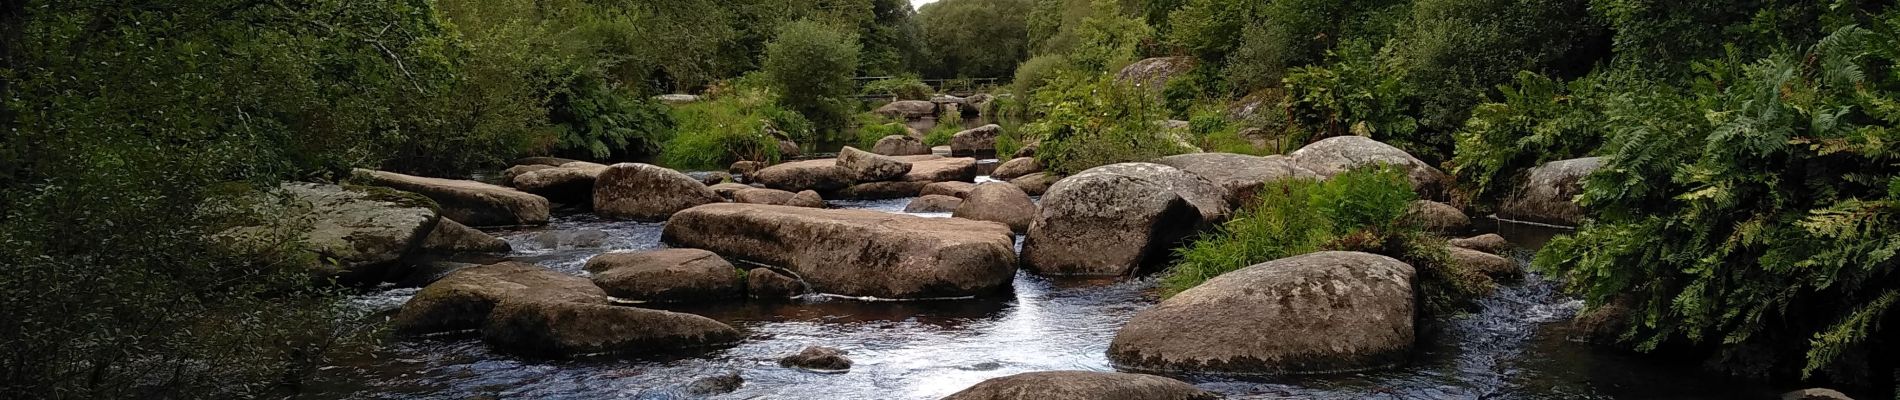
[709, 183, 755, 200]
[391, 262, 604, 335]
[1155, 153, 1319, 207]
[1500, 157, 1603, 226]
[733, 188, 800, 205]
[1109, 251, 1416, 375]
[1023, 164, 1218, 276]
[921, 181, 976, 198]
[220, 183, 439, 283]
[954, 183, 1035, 232]
[594, 163, 722, 221]
[510, 162, 607, 205]
[1450, 234, 1511, 254]
[481, 299, 741, 357]
[838, 146, 912, 181]
[990, 157, 1043, 181]
[950, 124, 1002, 158]
[902, 157, 978, 183]
[353, 169, 549, 227]
[1448, 246, 1520, 280]
[750, 159, 855, 193]
[872, 135, 931, 156]
[662, 204, 1016, 299]
[941, 371, 1217, 400]
[1289, 136, 1450, 200]
[875, 100, 938, 120]
[585, 249, 743, 302]
[420, 218, 511, 255]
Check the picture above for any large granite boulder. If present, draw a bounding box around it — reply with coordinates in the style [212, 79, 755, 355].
[1448, 246, 1520, 280]
[838, 146, 913, 182]
[733, 188, 800, 205]
[906, 195, 964, 213]
[1109, 251, 1417, 375]
[1155, 153, 1320, 207]
[251, 183, 439, 282]
[353, 169, 549, 227]
[953, 183, 1036, 232]
[662, 204, 1017, 299]
[511, 165, 598, 205]
[940, 371, 1217, 400]
[1115, 56, 1196, 89]
[1449, 234, 1510, 254]
[501, 164, 554, 185]
[751, 159, 855, 193]
[390, 262, 604, 334]
[950, 124, 1002, 158]
[585, 249, 743, 302]
[902, 157, 978, 183]
[1022, 163, 1226, 276]
[594, 163, 723, 221]
[1289, 136, 1450, 200]
[481, 299, 741, 357]
[1499, 157, 1603, 226]
[874, 100, 938, 120]
[990, 157, 1043, 181]
[419, 218, 511, 255]
[872, 135, 931, 156]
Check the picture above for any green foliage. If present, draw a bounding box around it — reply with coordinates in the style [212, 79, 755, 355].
[1012, 54, 1076, 96]
[547, 74, 676, 159]
[917, 0, 1035, 78]
[1590, 0, 1872, 74]
[1164, 166, 1486, 312]
[660, 89, 788, 170]
[1027, 73, 1191, 174]
[1392, 0, 1607, 136]
[861, 75, 934, 100]
[924, 123, 963, 146]
[1450, 72, 1614, 205]
[854, 113, 911, 148]
[1535, 21, 1900, 382]
[1164, 0, 1266, 61]
[1218, 0, 1411, 94]
[1065, 1, 1155, 73]
[763, 20, 863, 140]
[1280, 41, 1426, 158]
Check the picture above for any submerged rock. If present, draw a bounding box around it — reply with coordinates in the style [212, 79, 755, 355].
[1499, 157, 1603, 226]
[954, 183, 1036, 232]
[663, 204, 1016, 299]
[778, 346, 852, 371]
[940, 371, 1217, 400]
[585, 249, 743, 302]
[905, 195, 964, 213]
[1289, 136, 1450, 201]
[746, 268, 804, 300]
[1155, 153, 1319, 207]
[1109, 251, 1416, 375]
[685, 371, 744, 395]
[1022, 163, 1225, 276]
[353, 169, 549, 227]
[593, 163, 722, 221]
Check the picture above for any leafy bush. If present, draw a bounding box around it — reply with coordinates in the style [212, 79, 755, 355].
[763, 20, 862, 140]
[854, 113, 912, 148]
[1535, 22, 1900, 383]
[660, 89, 787, 170]
[861, 76, 934, 100]
[1164, 166, 1486, 312]
[1064, 3, 1154, 73]
[924, 123, 963, 147]
[917, 0, 1035, 78]
[1164, 0, 1267, 61]
[1392, 0, 1607, 136]
[1450, 72, 1613, 206]
[1027, 73, 1193, 175]
[1012, 54, 1076, 96]
[547, 73, 676, 159]
[1280, 41, 1426, 158]
[1218, 0, 1411, 93]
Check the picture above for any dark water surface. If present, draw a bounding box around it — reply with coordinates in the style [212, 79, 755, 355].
[303, 196, 1777, 399]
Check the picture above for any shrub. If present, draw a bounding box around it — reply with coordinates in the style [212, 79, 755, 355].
[1027, 73, 1193, 175]
[1392, 0, 1607, 136]
[660, 89, 787, 170]
[924, 123, 962, 147]
[763, 20, 862, 140]
[916, 0, 1035, 78]
[1164, 166, 1487, 311]
[1218, 0, 1411, 94]
[1012, 54, 1075, 96]
[1280, 41, 1426, 159]
[854, 113, 911, 148]
[1450, 72, 1613, 206]
[1535, 22, 1900, 383]
[546, 73, 676, 160]
[861, 76, 934, 100]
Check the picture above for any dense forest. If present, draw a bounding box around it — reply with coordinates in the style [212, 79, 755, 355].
[2, 0, 1898, 397]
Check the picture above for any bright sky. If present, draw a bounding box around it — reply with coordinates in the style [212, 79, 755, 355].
[911, 0, 938, 10]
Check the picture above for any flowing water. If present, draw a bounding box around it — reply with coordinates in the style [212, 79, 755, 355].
[302, 192, 1779, 399]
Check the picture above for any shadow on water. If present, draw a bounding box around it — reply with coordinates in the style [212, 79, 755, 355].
[303, 201, 1778, 399]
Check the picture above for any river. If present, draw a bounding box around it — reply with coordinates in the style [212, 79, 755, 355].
[300, 184, 1778, 399]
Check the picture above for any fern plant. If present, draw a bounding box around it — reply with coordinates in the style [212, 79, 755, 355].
[1449, 72, 1615, 206]
[1536, 20, 1900, 384]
